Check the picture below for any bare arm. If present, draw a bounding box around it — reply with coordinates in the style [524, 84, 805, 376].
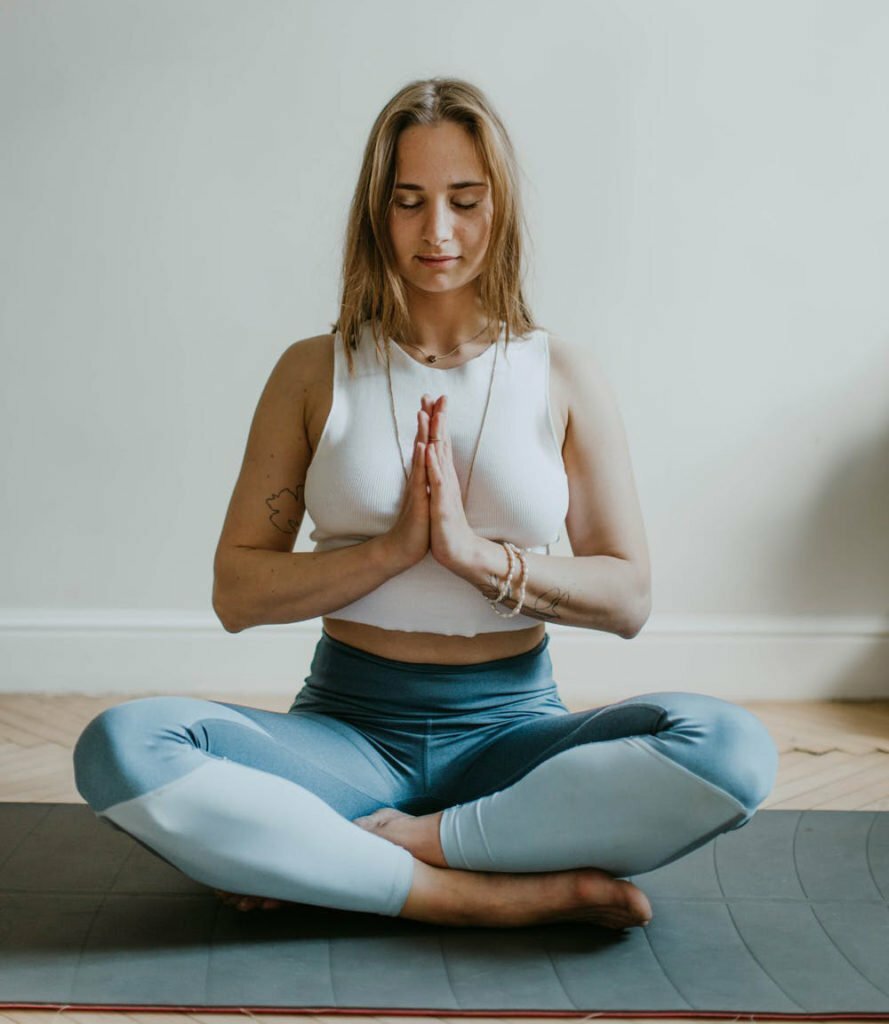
[214, 535, 409, 633]
[452, 540, 646, 639]
[451, 334, 651, 639]
[211, 335, 412, 633]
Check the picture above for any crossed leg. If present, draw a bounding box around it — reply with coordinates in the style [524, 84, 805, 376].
[354, 690, 778, 885]
[71, 690, 776, 930]
[72, 696, 419, 917]
[71, 695, 639, 927]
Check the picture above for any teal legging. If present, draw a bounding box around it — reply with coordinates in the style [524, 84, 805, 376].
[72, 630, 778, 917]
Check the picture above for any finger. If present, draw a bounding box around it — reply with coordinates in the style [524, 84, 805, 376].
[432, 409, 447, 449]
[416, 413, 431, 465]
[425, 440, 439, 481]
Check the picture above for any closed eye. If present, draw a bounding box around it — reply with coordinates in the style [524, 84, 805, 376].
[394, 201, 480, 210]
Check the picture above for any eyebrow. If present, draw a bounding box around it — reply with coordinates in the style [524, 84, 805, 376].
[393, 180, 488, 191]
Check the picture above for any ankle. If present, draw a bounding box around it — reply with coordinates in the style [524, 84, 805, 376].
[423, 810, 448, 867]
[398, 859, 457, 923]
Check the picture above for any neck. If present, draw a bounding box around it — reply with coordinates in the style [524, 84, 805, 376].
[400, 289, 495, 357]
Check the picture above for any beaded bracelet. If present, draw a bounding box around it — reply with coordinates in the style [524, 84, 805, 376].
[488, 541, 529, 618]
[490, 541, 516, 605]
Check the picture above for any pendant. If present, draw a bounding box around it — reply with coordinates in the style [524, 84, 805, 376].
[426, 355, 437, 363]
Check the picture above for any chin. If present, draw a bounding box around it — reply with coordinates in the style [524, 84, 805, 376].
[407, 275, 467, 294]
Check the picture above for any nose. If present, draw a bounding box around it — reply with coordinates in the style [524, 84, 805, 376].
[422, 198, 455, 247]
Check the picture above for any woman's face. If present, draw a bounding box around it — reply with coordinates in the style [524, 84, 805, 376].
[387, 121, 493, 296]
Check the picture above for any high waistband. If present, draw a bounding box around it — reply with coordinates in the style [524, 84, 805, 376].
[292, 630, 559, 718]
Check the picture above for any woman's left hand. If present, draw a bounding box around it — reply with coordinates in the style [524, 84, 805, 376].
[422, 394, 480, 573]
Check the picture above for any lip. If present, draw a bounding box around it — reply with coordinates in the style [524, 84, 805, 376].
[417, 255, 459, 266]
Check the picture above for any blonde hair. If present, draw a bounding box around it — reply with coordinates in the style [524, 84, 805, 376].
[330, 76, 541, 376]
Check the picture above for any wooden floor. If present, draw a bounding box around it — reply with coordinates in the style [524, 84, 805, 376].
[1, 693, 888, 1024]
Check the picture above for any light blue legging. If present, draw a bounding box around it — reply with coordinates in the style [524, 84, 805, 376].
[72, 630, 778, 919]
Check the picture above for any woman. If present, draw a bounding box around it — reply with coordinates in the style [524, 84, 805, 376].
[72, 78, 778, 931]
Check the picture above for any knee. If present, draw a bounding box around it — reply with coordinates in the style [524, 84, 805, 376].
[72, 696, 177, 812]
[641, 691, 779, 816]
[701, 698, 779, 814]
[72, 698, 139, 809]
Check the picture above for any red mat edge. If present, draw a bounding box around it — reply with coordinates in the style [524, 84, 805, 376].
[1, 1006, 888, 1020]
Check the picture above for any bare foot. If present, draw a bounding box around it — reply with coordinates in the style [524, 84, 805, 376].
[401, 858, 653, 931]
[213, 888, 284, 912]
[352, 806, 447, 867]
[354, 806, 653, 930]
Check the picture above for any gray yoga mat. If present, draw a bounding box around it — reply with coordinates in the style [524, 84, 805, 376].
[1, 802, 888, 1017]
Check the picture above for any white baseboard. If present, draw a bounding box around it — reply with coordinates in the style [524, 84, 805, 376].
[1, 610, 887, 702]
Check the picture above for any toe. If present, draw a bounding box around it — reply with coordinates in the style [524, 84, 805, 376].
[616, 880, 653, 924]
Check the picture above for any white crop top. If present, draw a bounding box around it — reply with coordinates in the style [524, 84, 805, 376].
[302, 318, 570, 636]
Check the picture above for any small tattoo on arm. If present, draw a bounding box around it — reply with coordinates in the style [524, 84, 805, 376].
[532, 587, 566, 620]
[480, 574, 566, 621]
[265, 485, 305, 534]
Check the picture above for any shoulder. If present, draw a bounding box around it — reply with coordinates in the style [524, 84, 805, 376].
[281, 331, 336, 372]
[545, 328, 604, 373]
[543, 329, 610, 415]
[273, 333, 336, 427]
[274, 332, 337, 394]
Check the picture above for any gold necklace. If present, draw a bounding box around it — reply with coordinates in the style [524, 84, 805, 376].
[385, 327, 500, 508]
[396, 319, 492, 364]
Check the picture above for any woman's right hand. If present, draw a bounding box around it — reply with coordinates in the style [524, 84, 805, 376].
[383, 396, 437, 570]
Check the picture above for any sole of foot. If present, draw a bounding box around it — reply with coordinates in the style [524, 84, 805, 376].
[400, 858, 653, 931]
[354, 806, 652, 930]
[352, 805, 446, 866]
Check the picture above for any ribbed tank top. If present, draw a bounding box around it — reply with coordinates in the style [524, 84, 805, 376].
[303, 319, 570, 636]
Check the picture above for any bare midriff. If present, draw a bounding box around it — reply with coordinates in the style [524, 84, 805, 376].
[321, 616, 547, 665]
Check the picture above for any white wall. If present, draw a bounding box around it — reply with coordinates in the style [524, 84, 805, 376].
[2, 0, 887, 699]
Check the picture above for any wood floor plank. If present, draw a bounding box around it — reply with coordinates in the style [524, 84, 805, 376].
[751, 704, 889, 753]
[767, 752, 889, 808]
[742, 701, 889, 752]
[0, 710, 44, 745]
[776, 749, 817, 769]
[857, 795, 889, 810]
[773, 749, 857, 784]
[0, 696, 85, 747]
[800, 760, 889, 810]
